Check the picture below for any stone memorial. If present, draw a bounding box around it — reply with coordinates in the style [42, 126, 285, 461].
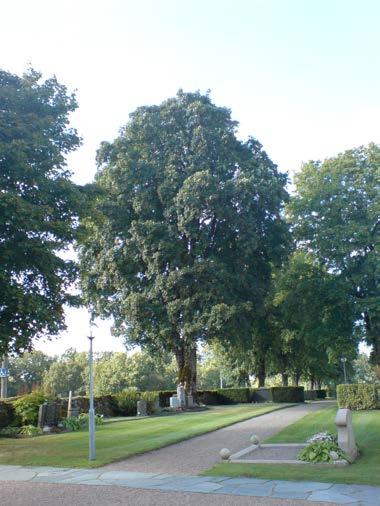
[137, 399, 147, 416]
[335, 408, 358, 460]
[177, 384, 186, 408]
[38, 402, 59, 428]
[169, 396, 179, 408]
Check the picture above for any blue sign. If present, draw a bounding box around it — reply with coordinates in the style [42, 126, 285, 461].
[0, 368, 9, 378]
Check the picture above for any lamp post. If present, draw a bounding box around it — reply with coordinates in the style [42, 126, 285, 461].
[88, 320, 96, 461]
[341, 357, 348, 384]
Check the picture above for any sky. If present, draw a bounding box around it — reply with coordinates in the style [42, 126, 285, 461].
[2, 0, 379, 355]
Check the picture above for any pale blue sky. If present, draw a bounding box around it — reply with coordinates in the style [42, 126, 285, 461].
[2, 0, 379, 354]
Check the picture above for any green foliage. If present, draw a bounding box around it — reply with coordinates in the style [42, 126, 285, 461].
[272, 251, 357, 386]
[289, 144, 380, 365]
[8, 351, 54, 396]
[353, 354, 379, 385]
[78, 413, 104, 426]
[0, 68, 85, 354]
[12, 391, 47, 425]
[316, 389, 327, 399]
[0, 401, 15, 428]
[114, 390, 140, 416]
[79, 90, 289, 390]
[61, 416, 82, 431]
[304, 390, 317, 401]
[298, 440, 345, 463]
[271, 387, 304, 403]
[337, 383, 378, 410]
[0, 426, 20, 438]
[42, 349, 88, 396]
[18, 425, 43, 437]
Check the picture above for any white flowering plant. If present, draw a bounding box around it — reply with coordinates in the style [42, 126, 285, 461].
[306, 432, 337, 444]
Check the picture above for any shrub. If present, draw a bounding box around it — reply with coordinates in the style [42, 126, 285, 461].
[0, 401, 15, 428]
[298, 440, 345, 463]
[140, 392, 160, 414]
[12, 392, 47, 425]
[19, 425, 43, 437]
[271, 386, 304, 403]
[195, 390, 220, 405]
[304, 390, 317, 401]
[315, 389, 327, 399]
[61, 416, 82, 431]
[217, 388, 250, 404]
[114, 390, 140, 416]
[337, 384, 378, 410]
[0, 426, 20, 438]
[157, 390, 176, 408]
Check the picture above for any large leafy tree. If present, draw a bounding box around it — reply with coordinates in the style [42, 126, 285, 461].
[289, 145, 379, 367]
[8, 351, 54, 396]
[271, 251, 357, 386]
[0, 69, 84, 354]
[80, 91, 288, 393]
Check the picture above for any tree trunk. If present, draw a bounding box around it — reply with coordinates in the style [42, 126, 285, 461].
[281, 373, 289, 387]
[292, 373, 300, 386]
[309, 377, 315, 390]
[316, 379, 322, 390]
[257, 358, 266, 387]
[175, 344, 197, 395]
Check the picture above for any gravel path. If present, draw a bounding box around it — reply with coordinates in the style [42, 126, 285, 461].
[0, 481, 334, 506]
[102, 401, 335, 474]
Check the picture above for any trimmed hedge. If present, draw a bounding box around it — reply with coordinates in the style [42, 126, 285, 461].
[304, 390, 317, 401]
[0, 401, 15, 428]
[337, 383, 378, 410]
[271, 386, 304, 403]
[195, 388, 251, 405]
[315, 389, 327, 399]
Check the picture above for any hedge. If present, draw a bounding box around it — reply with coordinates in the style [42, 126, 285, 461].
[315, 389, 327, 399]
[304, 390, 317, 401]
[271, 386, 304, 403]
[337, 384, 378, 410]
[0, 401, 15, 428]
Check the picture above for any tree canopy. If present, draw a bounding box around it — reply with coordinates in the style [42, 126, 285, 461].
[79, 91, 289, 392]
[289, 144, 380, 366]
[0, 69, 84, 354]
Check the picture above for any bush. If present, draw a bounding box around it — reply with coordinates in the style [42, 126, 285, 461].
[315, 389, 327, 399]
[157, 390, 176, 408]
[337, 384, 378, 410]
[0, 426, 20, 438]
[217, 388, 250, 404]
[195, 390, 220, 405]
[12, 392, 47, 425]
[298, 440, 345, 463]
[0, 401, 15, 428]
[304, 390, 317, 401]
[271, 386, 304, 403]
[139, 391, 160, 414]
[19, 425, 43, 437]
[114, 390, 140, 416]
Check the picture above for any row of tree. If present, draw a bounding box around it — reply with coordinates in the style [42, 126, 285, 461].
[1, 68, 379, 393]
[7, 347, 378, 398]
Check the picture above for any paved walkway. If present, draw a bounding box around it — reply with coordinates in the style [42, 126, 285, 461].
[102, 401, 335, 474]
[0, 465, 378, 505]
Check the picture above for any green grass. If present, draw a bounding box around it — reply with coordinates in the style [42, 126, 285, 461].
[205, 406, 380, 486]
[0, 403, 286, 468]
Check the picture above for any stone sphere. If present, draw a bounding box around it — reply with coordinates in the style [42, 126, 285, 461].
[250, 434, 260, 445]
[330, 451, 339, 461]
[219, 448, 231, 460]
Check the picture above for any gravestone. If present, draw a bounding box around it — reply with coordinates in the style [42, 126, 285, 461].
[177, 384, 186, 408]
[186, 394, 194, 408]
[38, 402, 59, 428]
[335, 408, 358, 460]
[169, 395, 179, 408]
[137, 399, 147, 416]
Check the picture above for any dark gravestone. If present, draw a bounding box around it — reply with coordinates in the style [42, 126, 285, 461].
[37, 402, 59, 428]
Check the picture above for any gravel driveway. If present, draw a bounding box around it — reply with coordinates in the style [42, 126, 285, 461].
[101, 401, 335, 474]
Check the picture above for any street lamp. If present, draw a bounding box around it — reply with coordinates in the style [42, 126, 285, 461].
[88, 319, 96, 461]
[341, 357, 348, 384]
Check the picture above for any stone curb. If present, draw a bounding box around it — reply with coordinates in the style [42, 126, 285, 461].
[0, 465, 378, 504]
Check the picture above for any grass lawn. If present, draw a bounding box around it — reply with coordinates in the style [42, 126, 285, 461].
[205, 406, 380, 487]
[0, 403, 286, 468]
